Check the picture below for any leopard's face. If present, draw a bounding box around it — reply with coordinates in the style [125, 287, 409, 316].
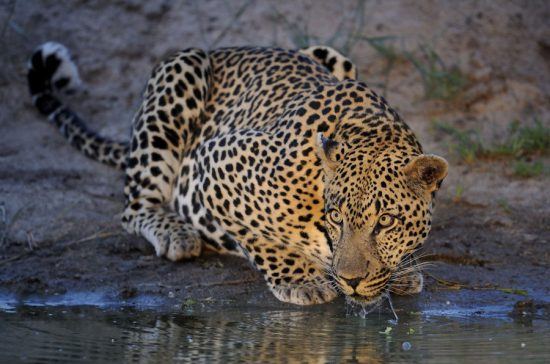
[317, 135, 448, 305]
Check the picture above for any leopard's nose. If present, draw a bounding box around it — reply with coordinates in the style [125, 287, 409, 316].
[343, 277, 363, 290]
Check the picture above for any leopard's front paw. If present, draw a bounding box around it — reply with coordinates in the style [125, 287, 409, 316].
[270, 282, 338, 305]
[164, 228, 202, 261]
[390, 271, 424, 296]
[142, 226, 202, 261]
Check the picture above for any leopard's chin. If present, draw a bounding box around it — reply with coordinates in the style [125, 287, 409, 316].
[346, 293, 384, 307]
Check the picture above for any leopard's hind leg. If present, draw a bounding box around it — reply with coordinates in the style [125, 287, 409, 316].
[300, 46, 358, 81]
[121, 49, 212, 261]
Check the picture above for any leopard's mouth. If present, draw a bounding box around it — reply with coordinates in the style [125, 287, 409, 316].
[334, 273, 391, 301]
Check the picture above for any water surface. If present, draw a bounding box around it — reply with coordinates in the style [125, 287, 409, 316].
[1, 301, 548, 363]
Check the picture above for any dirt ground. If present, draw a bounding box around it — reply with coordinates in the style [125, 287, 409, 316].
[0, 0, 548, 313]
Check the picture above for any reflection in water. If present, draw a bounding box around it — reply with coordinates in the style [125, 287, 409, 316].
[0, 304, 549, 363]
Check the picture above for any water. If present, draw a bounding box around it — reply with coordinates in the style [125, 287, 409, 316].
[1, 302, 549, 363]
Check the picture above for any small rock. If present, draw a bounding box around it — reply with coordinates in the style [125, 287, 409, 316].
[484, 215, 513, 228]
[510, 299, 536, 317]
[509, 299, 537, 324]
[120, 286, 137, 299]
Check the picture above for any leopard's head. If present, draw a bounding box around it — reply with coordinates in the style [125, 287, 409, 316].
[316, 133, 448, 305]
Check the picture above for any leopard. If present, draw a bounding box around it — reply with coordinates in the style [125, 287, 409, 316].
[27, 42, 448, 307]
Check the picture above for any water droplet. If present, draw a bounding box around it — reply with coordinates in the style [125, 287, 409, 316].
[402, 341, 412, 351]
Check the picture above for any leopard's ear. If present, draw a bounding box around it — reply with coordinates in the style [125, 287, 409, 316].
[316, 133, 340, 175]
[404, 154, 448, 193]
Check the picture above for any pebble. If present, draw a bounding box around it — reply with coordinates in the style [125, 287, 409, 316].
[402, 341, 412, 351]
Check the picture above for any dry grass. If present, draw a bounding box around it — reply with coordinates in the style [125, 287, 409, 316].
[433, 119, 550, 177]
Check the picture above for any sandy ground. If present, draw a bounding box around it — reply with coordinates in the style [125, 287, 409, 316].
[0, 0, 548, 314]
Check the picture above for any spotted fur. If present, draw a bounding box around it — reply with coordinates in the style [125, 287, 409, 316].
[27, 43, 448, 306]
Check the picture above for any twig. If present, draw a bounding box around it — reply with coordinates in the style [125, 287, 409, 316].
[341, 0, 366, 55]
[0, 202, 6, 246]
[0, 0, 16, 40]
[209, 0, 254, 49]
[191, 0, 210, 48]
[0, 203, 24, 247]
[0, 230, 121, 266]
[26, 230, 35, 251]
[421, 253, 488, 267]
[0, 250, 30, 266]
[427, 273, 528, 295]
[63, 230, 121, 249]
[184, 277, 258, 289]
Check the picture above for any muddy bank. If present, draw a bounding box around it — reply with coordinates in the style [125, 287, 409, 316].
[1, 195, 547, 314]
[0, 0, 548, 313]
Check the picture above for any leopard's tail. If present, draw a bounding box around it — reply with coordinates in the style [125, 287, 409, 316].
[27, 42, 129, 170]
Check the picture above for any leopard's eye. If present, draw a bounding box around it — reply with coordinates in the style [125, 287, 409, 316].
[378, 214, 395, 227]
[328, 209, 343, 225]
